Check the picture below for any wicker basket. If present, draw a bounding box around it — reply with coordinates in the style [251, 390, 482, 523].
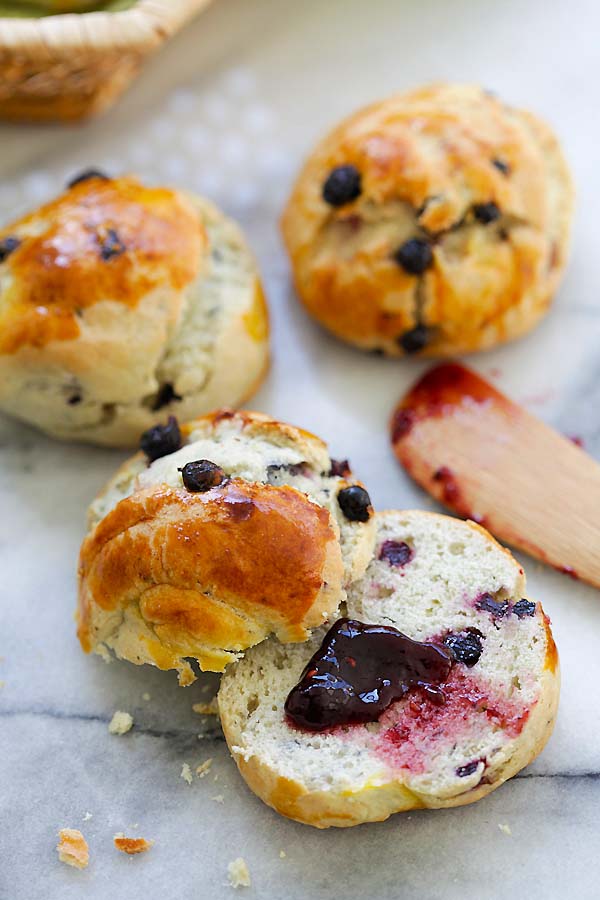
[0, 0, 213, 122]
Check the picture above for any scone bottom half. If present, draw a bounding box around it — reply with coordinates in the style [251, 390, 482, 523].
[281, 83, 574, 357]
[218, 510, 559, 828]
[0, 171, 270, 446]
[77, 409, 376, 683]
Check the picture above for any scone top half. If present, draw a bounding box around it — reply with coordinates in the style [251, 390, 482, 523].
[0, 172, 269, 446]
[282, 83, 573, 356]
[78, 409, 376, 683]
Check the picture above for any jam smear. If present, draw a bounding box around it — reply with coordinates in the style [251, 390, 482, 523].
[284, 618, 452, 732]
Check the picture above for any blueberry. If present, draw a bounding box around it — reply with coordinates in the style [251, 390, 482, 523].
[98, 227, 125, 261]
[180, 459, 226, 492]
[328, 459, 351, 478]
[456, 760, 481, 778]
[394, 238, 433, 275]
[67, 169, 109, 188]
[378, 540, 413, 568]
[444, 629, 484, 667]
[140, 416, 181, 462]
[322, 165, 362, 207]
[513, 599, 536, 619]
[398, 324, 429, 354]
[151, 383, 182, 411]
[0, 236, 21, 262]
[337, 485, 372, 523]
[476, 593, 509, 618]
[492, 158, 510, 176]
[266, 462, 309, 485]
[473, 202, 501, 224]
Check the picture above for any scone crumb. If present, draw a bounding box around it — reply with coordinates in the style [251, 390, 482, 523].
[114, 834, 153, 855]
[108, 711, 133, 735]
[279, 850, 286, 859]
[142, 692, 151, 702]
[498, 823, 512, 836]
[196, 758, 213, 778]
[57, 828, 89, 869]
[181, 763, 193, 785]
[82, 812, 93, 822]
[96, 644, 112, 665]
[212, 794, 224, 804]
[192, 698, 219, 716]
[227, 857, 251, 888]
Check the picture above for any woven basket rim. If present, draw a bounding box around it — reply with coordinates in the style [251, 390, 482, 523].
[0, 0, 211, 50]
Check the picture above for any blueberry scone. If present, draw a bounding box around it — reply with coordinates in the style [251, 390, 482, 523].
[218, 510, 559, 827]
[78, 410, 376, 682]
[281, 83, 573, 356]
[0, 172, 269, 446]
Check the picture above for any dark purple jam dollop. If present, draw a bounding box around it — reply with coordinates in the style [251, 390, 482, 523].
[398, 324, 429, 354]
[284, 618, 452, 732]
[378, 540, 413, 568]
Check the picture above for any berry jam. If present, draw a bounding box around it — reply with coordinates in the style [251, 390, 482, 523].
[284, 618, 452, 732]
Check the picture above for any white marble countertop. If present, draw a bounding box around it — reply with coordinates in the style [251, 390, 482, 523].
[2, 1, 600, 897]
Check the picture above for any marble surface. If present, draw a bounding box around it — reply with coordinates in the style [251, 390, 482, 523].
[1, 0, 600, 897]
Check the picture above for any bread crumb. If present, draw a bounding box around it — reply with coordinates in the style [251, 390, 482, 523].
[228, 857, 251, 888]
[212, 794, 224, 804]
[213, 773, 220, 781]
[192, 698, 219, 716]
[108, 711, 133, 735]
[142, 692, 151, 702]
[498, 823, 512, 836]
[57, 828, 89, 870]
[196, 758, 213, 778]
[114, 834, 153, 855]
[181, 762, 193, 785]
[279, 850, 286, 859]
[82, 812, 93, 822]
[0, 681, 5, 689]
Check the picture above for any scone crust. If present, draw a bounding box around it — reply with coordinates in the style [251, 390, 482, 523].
[281, 83, 573, 356]
[79, 410, 375, 681]
[0, 179, 269, 446]
[219, 510, 560, 827]
[78, 480, 343, 680]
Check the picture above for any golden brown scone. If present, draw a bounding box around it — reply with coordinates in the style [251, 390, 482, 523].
[281, 83, 573, 356]
[219, 511, 559, 828]
[78, 409, 376, 683]
[0, 172, 269, 446]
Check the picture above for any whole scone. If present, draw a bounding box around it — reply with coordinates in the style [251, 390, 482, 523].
[219, 510, 559, 827]
[281, 83, 573, 356]
[78, 409, 376, 683]
[0, 172, 269, 446]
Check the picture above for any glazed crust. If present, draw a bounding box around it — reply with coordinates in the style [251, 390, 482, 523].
[78, 480, 343, 681]
[281, 83, 574, 356]
[219, 510, 560, 828]
[0, 177, 269, 446]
